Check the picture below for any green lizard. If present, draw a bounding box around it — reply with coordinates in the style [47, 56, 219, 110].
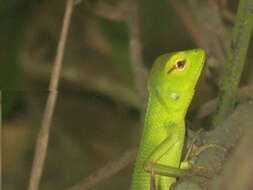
[131, 49, 205, 190]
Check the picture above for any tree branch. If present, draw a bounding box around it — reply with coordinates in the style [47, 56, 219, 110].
[28, 1, 76, 190]
[212, 0, 253, 128]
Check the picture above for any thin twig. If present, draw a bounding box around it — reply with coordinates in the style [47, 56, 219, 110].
[123, 0, 148, 106]
[28, 1, 76, 190]
[212, 0, 253, 128]
[67, 148, 138, 190]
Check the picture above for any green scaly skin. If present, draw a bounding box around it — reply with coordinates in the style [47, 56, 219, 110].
[131, 49, 205, 190]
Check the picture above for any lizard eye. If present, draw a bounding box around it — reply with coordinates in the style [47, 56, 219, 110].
[167, 59, 186, 74]
[175, 59, 186, 69]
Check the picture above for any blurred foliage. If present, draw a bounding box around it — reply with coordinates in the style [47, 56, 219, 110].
[96, 17, 132, 87]
[0, 0, 37, 118]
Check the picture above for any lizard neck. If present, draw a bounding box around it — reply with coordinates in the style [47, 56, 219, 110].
[145, 88, 195, 128]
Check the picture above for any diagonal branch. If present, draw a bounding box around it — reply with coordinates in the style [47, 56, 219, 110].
[28, 1, 77, 190]
[124, 0, 148, 106]
[67, 149, 137, 190]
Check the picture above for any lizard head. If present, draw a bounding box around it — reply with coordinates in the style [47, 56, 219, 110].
[148, 49, 205, 95]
